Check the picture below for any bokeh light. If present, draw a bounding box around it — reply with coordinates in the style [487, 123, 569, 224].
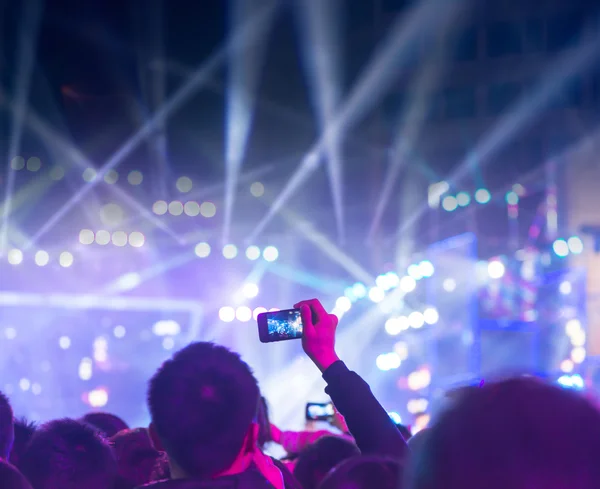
[250, 182, 265, 197]
[219, 306, 235, 322]
[79, 229, 95, 245]
[368, 287, 385, 303]
[27, 157, 42, 172]
[8, 249, 23, 265]
[128, 170, 143, 185]
[10, 156, 25, 170]
[194, 242, 211, 258]
[184, 201, 201, 217]
[567, 236, 583, 255]
[34, 250, 49, 267]
[200, 202, 217, 218]
[223, 244, 238, 259]
[399, 276, 416, 293]
[59, 251, 74, 268]
[168, 201, 184, 216]
[243, 283, 259, 299]
[82, 168, 97, 182]
[95, 230, 111, 245]
[245, 245, 261, 260]
[176, 176, 193, 193]
[442, 195, 458, 212]
[128, 232, 145, 248]
[488, 260, 505, 279]
[456, 192, 470, 207]
[104, 170, 119, 184]
[153, 201, 168, 215]
[111, 231, 128, 247]
[475, 188, 491, 204]
[236, 306, 252, 322]
[263, 246, 279, 262]
[553, 239, 569, 258]
[253, 307, 267, 320]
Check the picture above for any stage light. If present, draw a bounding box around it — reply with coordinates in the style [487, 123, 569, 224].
[162, 338, 175, 350]
[407, 398, 429, 414]
[419, 260, 435, 278]
[368, 287, 385, 303]
[59, 251, 74, 268]
[113, 325, 126, 338]
[376, 274, 390, 290]
[385, 272, 400, 288]
[104, 169, 119, 184]
[505, 191, 519, 205]
[442, 195, 458, 212]
[407, 264, 423, 280]
[559, 281, 572, 295]
[567, 236, 583, 254]
[408, 369, 431, 390]
[423, 307, 439, 325]
[335, 296, 352, 313]
[557, 374, 584, 390]
[565, 319, 582, 336]
[50, 166, 65, 180]
[59, 336, 71, 350]
[442, 278, 457, 292]
[570, 329, 586, 347]
[456, 192, 470, 207]
[236, 306, 252, 322]
[128, 231, 145, 248]
[10, 156, 24, 170]
[219, 306, 235, 322]
[243, 283, 259, 299]
[223, 244, 238, 259]
[376, 353, 401, 371]
[112, 231, 128, 247]
[26, 157, 41, 171]
[475, 188, 491, 204]
[388, 412, 402, 424]
[200, 202, 217, 218]
[153, 320, 181, 336]
[19, 378, 30, 391]
[253, 307, 267, 320]
[78, 358, 93, 381]
[245, 245, 261, 260]
[399, 276, 416, 293]
[7, 249, 23, 265]
[4, 328, 16, 340]
[394, 341, 409, 360]
[88, 388, 108, 408]
[82, 168, 97, 182]
[250, 182, 265, 197]
[571, 347, 586, 364]
[560, 359, 574, 373]
[552, 239, 569, 258]
[128, 170, 143, 185]
[31, 383, 42, 395]
[153, 201, 168, 215]
[195, 242, 211, 258]
[385, 318, 402, 336]
[352, 283, 367, 298]
[409, 311, 425, 329]
[168, 201, 184, 216]
[93, 337, 108, 362]
[79, 229, 94, 245]
[34, 250, 49, 267]
[487, 260, 505, 279]
[184, 201, 201, 217]
[176, 176, 193, 193]
[263, 246, 279, 262]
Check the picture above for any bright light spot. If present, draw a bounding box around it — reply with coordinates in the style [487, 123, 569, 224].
[88, 388, 108, 408]
[352, 283, 367, 298]
[152, 320, 181, 336]
[49, 166, 65, 180]
[408, 369, 431, 390]
[419, 261, 435, 278]
[31, 383, 42, 395]
[570, 329, 586, 347]
[456, 192, 470, 207]
[95, 230, 111, 245]
[4, 328, 17, 340]
[376, 274, 390, 290]
[243, 283, 259, 299]
[263, 246, 279, 262]
[408, 264, 423, 280]
[250, 182, 265, 197]
[409, 312, 425, 329]
[245, 245, 261, 260]
[114, 325, 126, 338]
[194, 242, 211, 258]
[184, 201, 200, 217]
[571, 347, 586, 364]
[236, 306, 252, 322]
[104, 169, 119, 184]
[553, 239, 569, 258]
[565, 319, 582, 336]
[219, 306, 235, 322]
[253, 307, 267, 320]
[568, 236, 583, 255]
[376, 353, 401, 371]
[162, 338, 175, 350]
[59, 336, 71, 349]
[443, 278, 457, 292]
[93, 337, 108, 362]
[488, 260, 505, 279]
[153, 201, 168, 215]
[558, 374, 584, 390]
[82, 168, 97, 182]
[385, 317, 407, 336]
[79, 229, 95, 245]
[59, 251, 74, 268]
[560, 359, 574, 373]
[442, 196, 458, 212]
[423, 307, 439, 325]
[400, 276, 417, 293]
[27, 157, 42, 172]
[475, 188, 491, 204]
[223, 244, 238, 259]
[32, 250, 48, 267]
[176, 176, 193, 193]
[8, 249, 23, 265]
[335, 296, 352, 313]
[11, 156, 25, 170]
[505, 191, 519, 205]
[559, 281, 572, 295]
[368, 287, 385, 303]
[168, 201, 184, 216]
[128, 231, 145, 248]
[407, 399, 429, 415]
[79, 358, 93, 381]
[111, 231, 128, 247]
[388, 412, 402, 425]
[19, 378, 30, 391]
[128, 170, 143, 185]
[200, 202, 217, 218]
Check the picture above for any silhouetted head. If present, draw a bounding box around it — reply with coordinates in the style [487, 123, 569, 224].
[82, 412, 128, 438]
[0, 391, 14, 460]
[406, 377, 600, 489]
[318, 456, 402, 489]
[9, 418, 36, 468]
[0, 459, 33, 489]
[148, 342, 260, 478]
[111, 428, 160, 489]
[20, 418, 117, 489]
[293, 436, 360, 489]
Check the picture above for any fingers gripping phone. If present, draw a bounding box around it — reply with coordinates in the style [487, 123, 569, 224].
[305, 402, 334, 421]
[258, 308, 303, 343]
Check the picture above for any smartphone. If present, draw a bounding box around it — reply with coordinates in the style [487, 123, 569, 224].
[305, 402, 334, 421]
[257, 308, 303, 343]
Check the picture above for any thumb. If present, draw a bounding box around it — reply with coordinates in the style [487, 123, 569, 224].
[299, 304, 314, 331]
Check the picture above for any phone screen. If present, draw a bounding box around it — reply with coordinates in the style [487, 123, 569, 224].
[306, 402, 334, 421]
[258, 308, 303, 343]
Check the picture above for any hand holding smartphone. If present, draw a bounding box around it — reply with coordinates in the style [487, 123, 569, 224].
[257, 308, 303, 343]
[305, 402, 334, 421]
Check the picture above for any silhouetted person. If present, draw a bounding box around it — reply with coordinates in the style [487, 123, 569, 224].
[82, 412, 129, 438]
[9, 419, 36, 468]
[20, 418, 117, 489]
[0, 459, 33, 489]
[111, 428, 160, 489]
[0, 391, 14, 460]
[318, 456, 402, 489]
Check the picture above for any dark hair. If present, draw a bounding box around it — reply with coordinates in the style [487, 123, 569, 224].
[110, 428, 160, 489]
[407, 377, 600, 489]
[0, 459, 33, 489]
[257, 396, 272, 449]
[9, 418, 37, 467]
[20, 418, 117, 489]
[0, 391, 14, 459]
[318, 456, 402, 489]
[293, 436, 360, 489]
[82, 412, 128, 438]
[148, 342, 260, 478]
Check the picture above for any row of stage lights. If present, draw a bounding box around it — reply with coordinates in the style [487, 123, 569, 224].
[5, 249, 74, 267]
[79, 229, 146, 248]
[434, 182, 527, 213]
[218, 306, 279, 323]
[152, 200, 217, 218]
[195, 243, 279, 261]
